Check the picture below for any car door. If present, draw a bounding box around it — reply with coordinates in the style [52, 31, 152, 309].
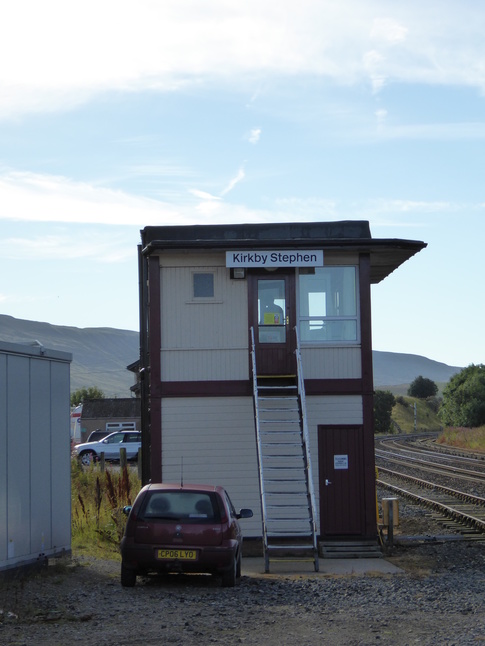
[102, 432, 125, 459]
[123, 433, 141, 459]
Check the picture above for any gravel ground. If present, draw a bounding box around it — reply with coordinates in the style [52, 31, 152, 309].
[1, 498, 485, 646]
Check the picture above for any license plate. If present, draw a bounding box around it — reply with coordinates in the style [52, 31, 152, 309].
[157, 549, 197, 561]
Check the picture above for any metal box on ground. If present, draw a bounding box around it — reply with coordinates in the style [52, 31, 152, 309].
[0, 341, 72, 573]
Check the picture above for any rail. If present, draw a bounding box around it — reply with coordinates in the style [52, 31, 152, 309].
[249, 326, 269, 554]
[294, 326, 319, 550]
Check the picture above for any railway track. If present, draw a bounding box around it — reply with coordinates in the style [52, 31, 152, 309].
[375, 434, 485, 540]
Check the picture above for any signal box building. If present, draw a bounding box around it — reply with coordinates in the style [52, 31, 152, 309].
[138, 221, 425, 564]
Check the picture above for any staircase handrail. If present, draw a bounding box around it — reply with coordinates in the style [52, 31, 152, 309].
[294, 326, 319, 548]
[250, 327, 269, 552]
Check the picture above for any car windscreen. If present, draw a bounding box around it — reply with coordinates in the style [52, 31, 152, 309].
[141, 491, 221, 523]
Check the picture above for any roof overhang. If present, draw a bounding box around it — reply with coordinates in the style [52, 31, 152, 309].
[140, 221, 426, 284]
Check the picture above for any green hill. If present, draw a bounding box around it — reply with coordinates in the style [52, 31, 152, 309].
[0, 315, 138, 397]
[391, 396, 442, 433]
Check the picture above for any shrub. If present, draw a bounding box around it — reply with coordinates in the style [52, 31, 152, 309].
[440, 364, 485, 428]
[374, 390, 396, 434]
[425, 395, 442, 413]
[408, 376, 438, 399]
[71, 459, 141, 557]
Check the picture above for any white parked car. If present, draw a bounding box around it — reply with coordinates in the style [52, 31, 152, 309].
[74, 431, 141, 466]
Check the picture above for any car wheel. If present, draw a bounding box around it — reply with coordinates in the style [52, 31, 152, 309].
[221, 554, 237, 587]
[79, 450, 96, 466]
[236, 551, 242, 579]
[121, 562, 136, 587]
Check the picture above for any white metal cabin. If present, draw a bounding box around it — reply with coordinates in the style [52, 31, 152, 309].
[138, 221, 426, 560]
[0, 341, 72, 572]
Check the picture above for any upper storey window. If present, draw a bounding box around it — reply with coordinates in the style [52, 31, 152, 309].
[193, 273, 214, 298]
[298, 266, 358, 343]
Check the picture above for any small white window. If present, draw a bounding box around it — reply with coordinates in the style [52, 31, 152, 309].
[193, 273, 214, 298]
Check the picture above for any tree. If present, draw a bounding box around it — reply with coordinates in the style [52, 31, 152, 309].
[407, 376, 438, 399]
[71, 386, 105, 407]
[374, 390, 396, 434]
[439, 364, 485, 428]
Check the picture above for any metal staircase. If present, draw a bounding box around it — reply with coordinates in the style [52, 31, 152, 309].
[250, 327, 319, 573]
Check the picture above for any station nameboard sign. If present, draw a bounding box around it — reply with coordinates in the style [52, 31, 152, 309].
[226, 250, 323, 268]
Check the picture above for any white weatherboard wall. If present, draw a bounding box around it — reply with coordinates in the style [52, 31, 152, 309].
[161, 394, 363, 537]
[158, 252, 363, 383]
[161, 397, 261, 537]
[159, 253, 249, 382]
[0, 341, 72, 572]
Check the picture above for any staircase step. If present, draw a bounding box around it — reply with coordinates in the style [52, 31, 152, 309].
[259, 420, 300, 425]
[263, 464, 303, 471]
[266, 503, 310, 509]
[259, 408, 300, 420]
[320, 541, 382, 559]
[267, 531, 315, 538]
[261, 442, 302, 447]
[263, 455, 304, 460]
[264, 488, 308, 493]
[264, 479, 306, 485]
[266, 543, 315, 550]
[267, 519, 312, 525]
[258, 395, 298, 400]
[260, 429, 301, 434]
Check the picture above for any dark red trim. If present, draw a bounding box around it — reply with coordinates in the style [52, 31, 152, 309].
[159, 378, 363, 398]
[304, 379, 362, 396]
[161, 381, 252, 397]
[148, 256, 162, 482]
[317, 424, 364, 430]
[359, 253, 377, 536]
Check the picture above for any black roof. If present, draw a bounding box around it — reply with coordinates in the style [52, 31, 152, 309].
[81, 398, 140, 419]
[140, 220, 426, 284]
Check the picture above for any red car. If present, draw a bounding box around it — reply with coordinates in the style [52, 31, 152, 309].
[120, 483, 253, 587]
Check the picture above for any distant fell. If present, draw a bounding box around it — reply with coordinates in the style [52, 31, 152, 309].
[372, 351, 461, 389]
[0, 314, 462, 395]
[0, 315, 138, 397]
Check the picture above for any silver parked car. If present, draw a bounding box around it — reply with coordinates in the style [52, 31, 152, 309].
[74, 431, 141, 465]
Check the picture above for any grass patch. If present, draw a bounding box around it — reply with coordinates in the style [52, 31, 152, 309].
[71, 459, 142, 559]
[392, 396, 442, 433]
[437, 425, 485, 451]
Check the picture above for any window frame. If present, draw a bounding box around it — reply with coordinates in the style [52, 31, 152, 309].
[297, 265, 360, 345]
[186, 270, 223, 304]
[192, 271, 215, 299]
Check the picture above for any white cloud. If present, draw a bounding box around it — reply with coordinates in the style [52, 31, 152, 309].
[363, 49, 387, 92]
[0, 233, 134, 263]
[248, 128, 262, 144]
[0, 168, 274, 232]
[188, 189, 221, 201]
[220, 167, 245, 196]
[2, 169, 485, 261]
[2, 1, 485, 118]
[0, 171, 181, 226]
[375, 108, 388, 122]
[370, 18, 408, 44]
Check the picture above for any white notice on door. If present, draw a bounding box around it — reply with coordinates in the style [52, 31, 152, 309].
[334, 454, 348, 470]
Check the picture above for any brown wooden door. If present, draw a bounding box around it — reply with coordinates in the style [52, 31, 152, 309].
[318, 425, 365, 537]
[249, 270, 296, 376]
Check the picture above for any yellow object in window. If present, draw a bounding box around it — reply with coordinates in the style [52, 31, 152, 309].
[264, 312, 282, 325]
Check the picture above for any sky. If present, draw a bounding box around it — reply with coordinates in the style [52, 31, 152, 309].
[0, 0, 484, 369]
